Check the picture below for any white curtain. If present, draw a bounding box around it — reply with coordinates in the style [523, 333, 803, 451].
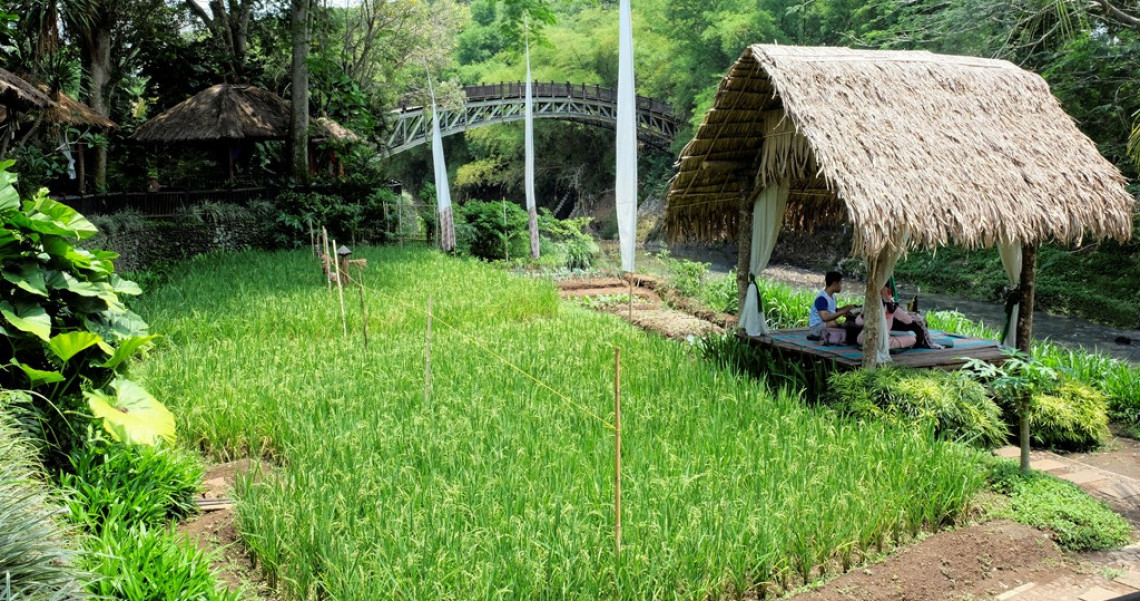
[614, 0, 637, 273]
[863, 233, 907, 366]
[998, 240, 1022, 348]
[428, 79, 455, 252]
[524, 31, 539, 259]
[738, 181, 789, 336]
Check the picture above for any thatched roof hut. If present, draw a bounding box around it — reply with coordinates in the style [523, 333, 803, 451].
[132, 83, 289, 143]
[0, 68, 53, 112]
[666, 45, 1133, 257]
[311, 117, 362, 143]
[40, 88, 116, 129]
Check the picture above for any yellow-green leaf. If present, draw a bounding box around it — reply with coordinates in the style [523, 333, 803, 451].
[0, 301, 50, 341]
[86, 379, 175, 446]
[47, 331, 105, 363]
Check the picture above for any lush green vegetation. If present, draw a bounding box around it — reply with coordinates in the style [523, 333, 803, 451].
[0, 405, 88, 599]
[986, 459, 1133, 552]
[133, 246, 987, 599]
[825, 368, 1007, 448]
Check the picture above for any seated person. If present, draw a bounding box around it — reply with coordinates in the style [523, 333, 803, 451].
[854, 285, 942, 350]
[808, 271, 858, 340]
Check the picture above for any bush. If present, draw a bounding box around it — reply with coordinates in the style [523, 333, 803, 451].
[987, 459, 1132, 551]
[537, 211, 598, 270]
[272, 187, 399, 248]
[456, 200, 529, 261]
[60, 439, 202, 534]
[826, 367, 1008, 448]
[0, 161, 169, 463]
[81, 522, 240, 601]
[1027, 381, 1111, 451]
[0, 413, 89, 599]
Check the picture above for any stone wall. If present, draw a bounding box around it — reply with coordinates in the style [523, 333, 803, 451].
[85, 217, 281, 273]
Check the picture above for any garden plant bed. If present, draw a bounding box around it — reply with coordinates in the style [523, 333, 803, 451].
[555, 274, 727, 339]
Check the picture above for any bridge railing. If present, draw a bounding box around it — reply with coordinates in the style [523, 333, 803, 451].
[461, 81, 674, 117]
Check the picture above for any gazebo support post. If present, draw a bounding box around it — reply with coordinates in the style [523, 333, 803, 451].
[76, 142, 86, 194]
[861, 276, 882, 369]
[1015, 242, 1039, 474]
[735, 182, 756, 320]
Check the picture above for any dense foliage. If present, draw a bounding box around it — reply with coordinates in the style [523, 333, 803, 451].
[987, 459, 1133, 552]
[0, 163, 171, 461]
[825, 368, 1008, 448]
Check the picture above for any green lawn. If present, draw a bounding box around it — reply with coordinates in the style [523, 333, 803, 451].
[133, 246, 984, 600]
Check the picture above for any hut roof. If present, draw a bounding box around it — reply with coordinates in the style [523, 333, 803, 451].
[311, 117, 362, 143]
[666, 45, 1134, 256]
[0, 68, 54, 112]
[41, 87, 116, 129]
[132, 83, 289, 143]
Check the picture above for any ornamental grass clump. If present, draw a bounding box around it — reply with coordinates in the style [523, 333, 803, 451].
[825, 367, 1007, 448]
[133, 246, 989, 600]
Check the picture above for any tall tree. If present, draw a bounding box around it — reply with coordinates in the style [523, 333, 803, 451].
[289, 0, 310, 182]
[183, 0, 258, 79]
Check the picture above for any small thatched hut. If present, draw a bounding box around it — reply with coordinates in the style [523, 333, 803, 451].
[666, 45, 1134, 367]
[41, 88, 116, 130]
[0, 68, 53, 113]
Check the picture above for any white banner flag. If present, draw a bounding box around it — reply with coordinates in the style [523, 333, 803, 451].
[615, 0, 637, 273]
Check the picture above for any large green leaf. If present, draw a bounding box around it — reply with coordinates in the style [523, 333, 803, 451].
[47, 331, 106, 363]
[81, 307, 149, 342]
[0, 160, 18, 212]
[0, 301, 50, 341]
[100, 334, 158, 369]
[2, 262, 48, 297]
[87, 378, 175, 446]
[41, 238, 115, 276]
[8, 359, 65, 386]
[19, 194, 98, 239]
[46, 271, 124, 312]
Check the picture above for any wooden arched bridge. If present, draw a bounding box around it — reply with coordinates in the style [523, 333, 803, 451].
[385, 82, 680, 155]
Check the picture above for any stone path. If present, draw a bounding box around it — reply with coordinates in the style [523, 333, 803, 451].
[993, 446, 1140, 600]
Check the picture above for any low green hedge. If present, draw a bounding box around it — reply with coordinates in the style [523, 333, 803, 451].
[826, 367, 1008, 448]
[987, 459, 1132, 551]
[1028, 381, 1112, 451]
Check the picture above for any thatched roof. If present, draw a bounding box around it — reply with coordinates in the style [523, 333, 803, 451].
[311, 117, 362, 143]
[666, 45, 1134, 256]
[132, 83, 289, 143]
[41, 88, 116, 129]
[0, 68, 53, 112]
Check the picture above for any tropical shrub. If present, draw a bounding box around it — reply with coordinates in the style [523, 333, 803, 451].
[0, 411, 89, 599]
[81, 522, 240, 601]
[60, 438, 202, 534]
[0, 161, 171, 462]
[456, 200, 529, 261]
[825, 367, 1008, 448]
[537, 210, 598, 270]
[1026, 381, 1110, 451]
[987, 459, 1132, 551]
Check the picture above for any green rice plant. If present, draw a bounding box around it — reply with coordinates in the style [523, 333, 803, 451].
[59, 439, 202, 534]
[134, 246, 987, 600]
[0, 410, 89, 599]
[825, 367, 1008, 448]
[81, 522, 240, 601]
[987, 459, 1132, 551]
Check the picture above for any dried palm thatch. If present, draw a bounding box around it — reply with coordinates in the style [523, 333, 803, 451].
[311, 117, 362, 143]
[40, 88, 116, 129]
[0, 68, 53, 112]
[666, 45, 1135, 257]
[132, 83, 289, 143]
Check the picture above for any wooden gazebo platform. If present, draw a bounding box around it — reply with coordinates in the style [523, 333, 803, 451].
[740, 328, 1007, 371]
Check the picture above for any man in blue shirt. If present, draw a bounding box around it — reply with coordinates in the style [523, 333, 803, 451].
[808, 271, 857, 339]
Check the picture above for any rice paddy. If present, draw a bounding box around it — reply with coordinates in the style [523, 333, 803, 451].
[133, 246, 986, 600]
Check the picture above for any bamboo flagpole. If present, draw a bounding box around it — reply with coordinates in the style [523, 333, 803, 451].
[333, 239, 348, 337]
[615, 348, 624, 558]
[357, 265, 369, 349]
[425, 294, 434, 406]
[322, 227, 332, 292]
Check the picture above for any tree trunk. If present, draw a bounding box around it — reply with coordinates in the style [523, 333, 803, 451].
[1016, 243, 1038, 474]
[735, 190, 754, 322]
[87, 25, 112, 191]
[288, 0, 310, 183]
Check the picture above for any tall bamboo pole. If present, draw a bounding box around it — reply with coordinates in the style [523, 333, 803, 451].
[614, 346, 622, 557]
[1016, 243, 1039, 474]
[357, 266, 369, 349]
[333, 239, 348, 337]
[425, 295, 434, 406]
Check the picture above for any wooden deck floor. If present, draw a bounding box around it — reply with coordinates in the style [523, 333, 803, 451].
[740, 328, 1008, 370]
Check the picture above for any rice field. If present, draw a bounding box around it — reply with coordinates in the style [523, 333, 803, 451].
[133, 246, 985, 600]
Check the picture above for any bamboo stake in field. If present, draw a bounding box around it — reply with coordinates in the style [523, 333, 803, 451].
[333, 239, 348, 337]
[425, 294, 434, 406]
[308, 219, 315, 257]
[502, 199, 509, 262]
[357, 265, 369, 349]
[322, 227, 332, 292]
[627, 275, 633, 321]
[614, 346, 622, 557]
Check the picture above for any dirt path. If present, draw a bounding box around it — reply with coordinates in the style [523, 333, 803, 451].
[556, 274, 729, 340]
[178, 460, 279, 600]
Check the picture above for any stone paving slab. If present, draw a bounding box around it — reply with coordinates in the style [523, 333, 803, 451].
[996, 446, 1021, 459]
[1032, 458, 1068, 472]
[997, 582, 1038, 599]
[1061, 471, 1112, 486]
[1115, 570, 1140, 590]
[1078, 586, 1124, 601]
